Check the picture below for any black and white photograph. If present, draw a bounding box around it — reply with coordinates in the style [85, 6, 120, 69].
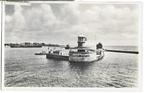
[3, 1, 141, 88]
[5, 0, 74, 2]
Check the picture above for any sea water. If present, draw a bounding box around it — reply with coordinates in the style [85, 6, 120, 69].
[4, 46, 138, 87]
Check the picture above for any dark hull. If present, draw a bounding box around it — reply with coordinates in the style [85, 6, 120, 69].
[46, 54, 69, 60]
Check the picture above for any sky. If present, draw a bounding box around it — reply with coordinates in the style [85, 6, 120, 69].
[5, 2, 140, 46]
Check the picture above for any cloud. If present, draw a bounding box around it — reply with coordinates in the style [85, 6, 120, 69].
[5, 5, 26, 42]
[5, 3, 140, 46]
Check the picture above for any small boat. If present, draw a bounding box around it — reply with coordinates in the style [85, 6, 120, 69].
[46, 50, 69, 60]
[35, 51, 47, 55]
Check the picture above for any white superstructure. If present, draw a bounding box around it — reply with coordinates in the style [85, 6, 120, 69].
[69, 36, 103, 62]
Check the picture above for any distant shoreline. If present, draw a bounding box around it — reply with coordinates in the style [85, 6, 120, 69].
[4, 42, 65, 48]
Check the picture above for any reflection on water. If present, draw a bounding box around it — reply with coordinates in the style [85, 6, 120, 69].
[69, 61, 100, 74]
[5, 47, 138, 87]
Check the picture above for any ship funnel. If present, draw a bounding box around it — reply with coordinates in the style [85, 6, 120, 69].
[77, 36, 87, 47]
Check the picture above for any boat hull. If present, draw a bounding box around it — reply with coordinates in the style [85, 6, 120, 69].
[46, 50, 104, 62]
[46, 54, 69, 60]
[69, 52, 97, 63]
[69, 50, 104, 62]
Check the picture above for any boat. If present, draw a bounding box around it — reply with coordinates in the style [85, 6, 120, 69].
[35, 51, 47, 55]
[46, 50, 69, 60]
[69, 36, 104, 62]
[46, 35, 104, 62]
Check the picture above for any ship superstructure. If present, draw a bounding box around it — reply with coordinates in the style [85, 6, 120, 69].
[69, 36, 103, 62]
